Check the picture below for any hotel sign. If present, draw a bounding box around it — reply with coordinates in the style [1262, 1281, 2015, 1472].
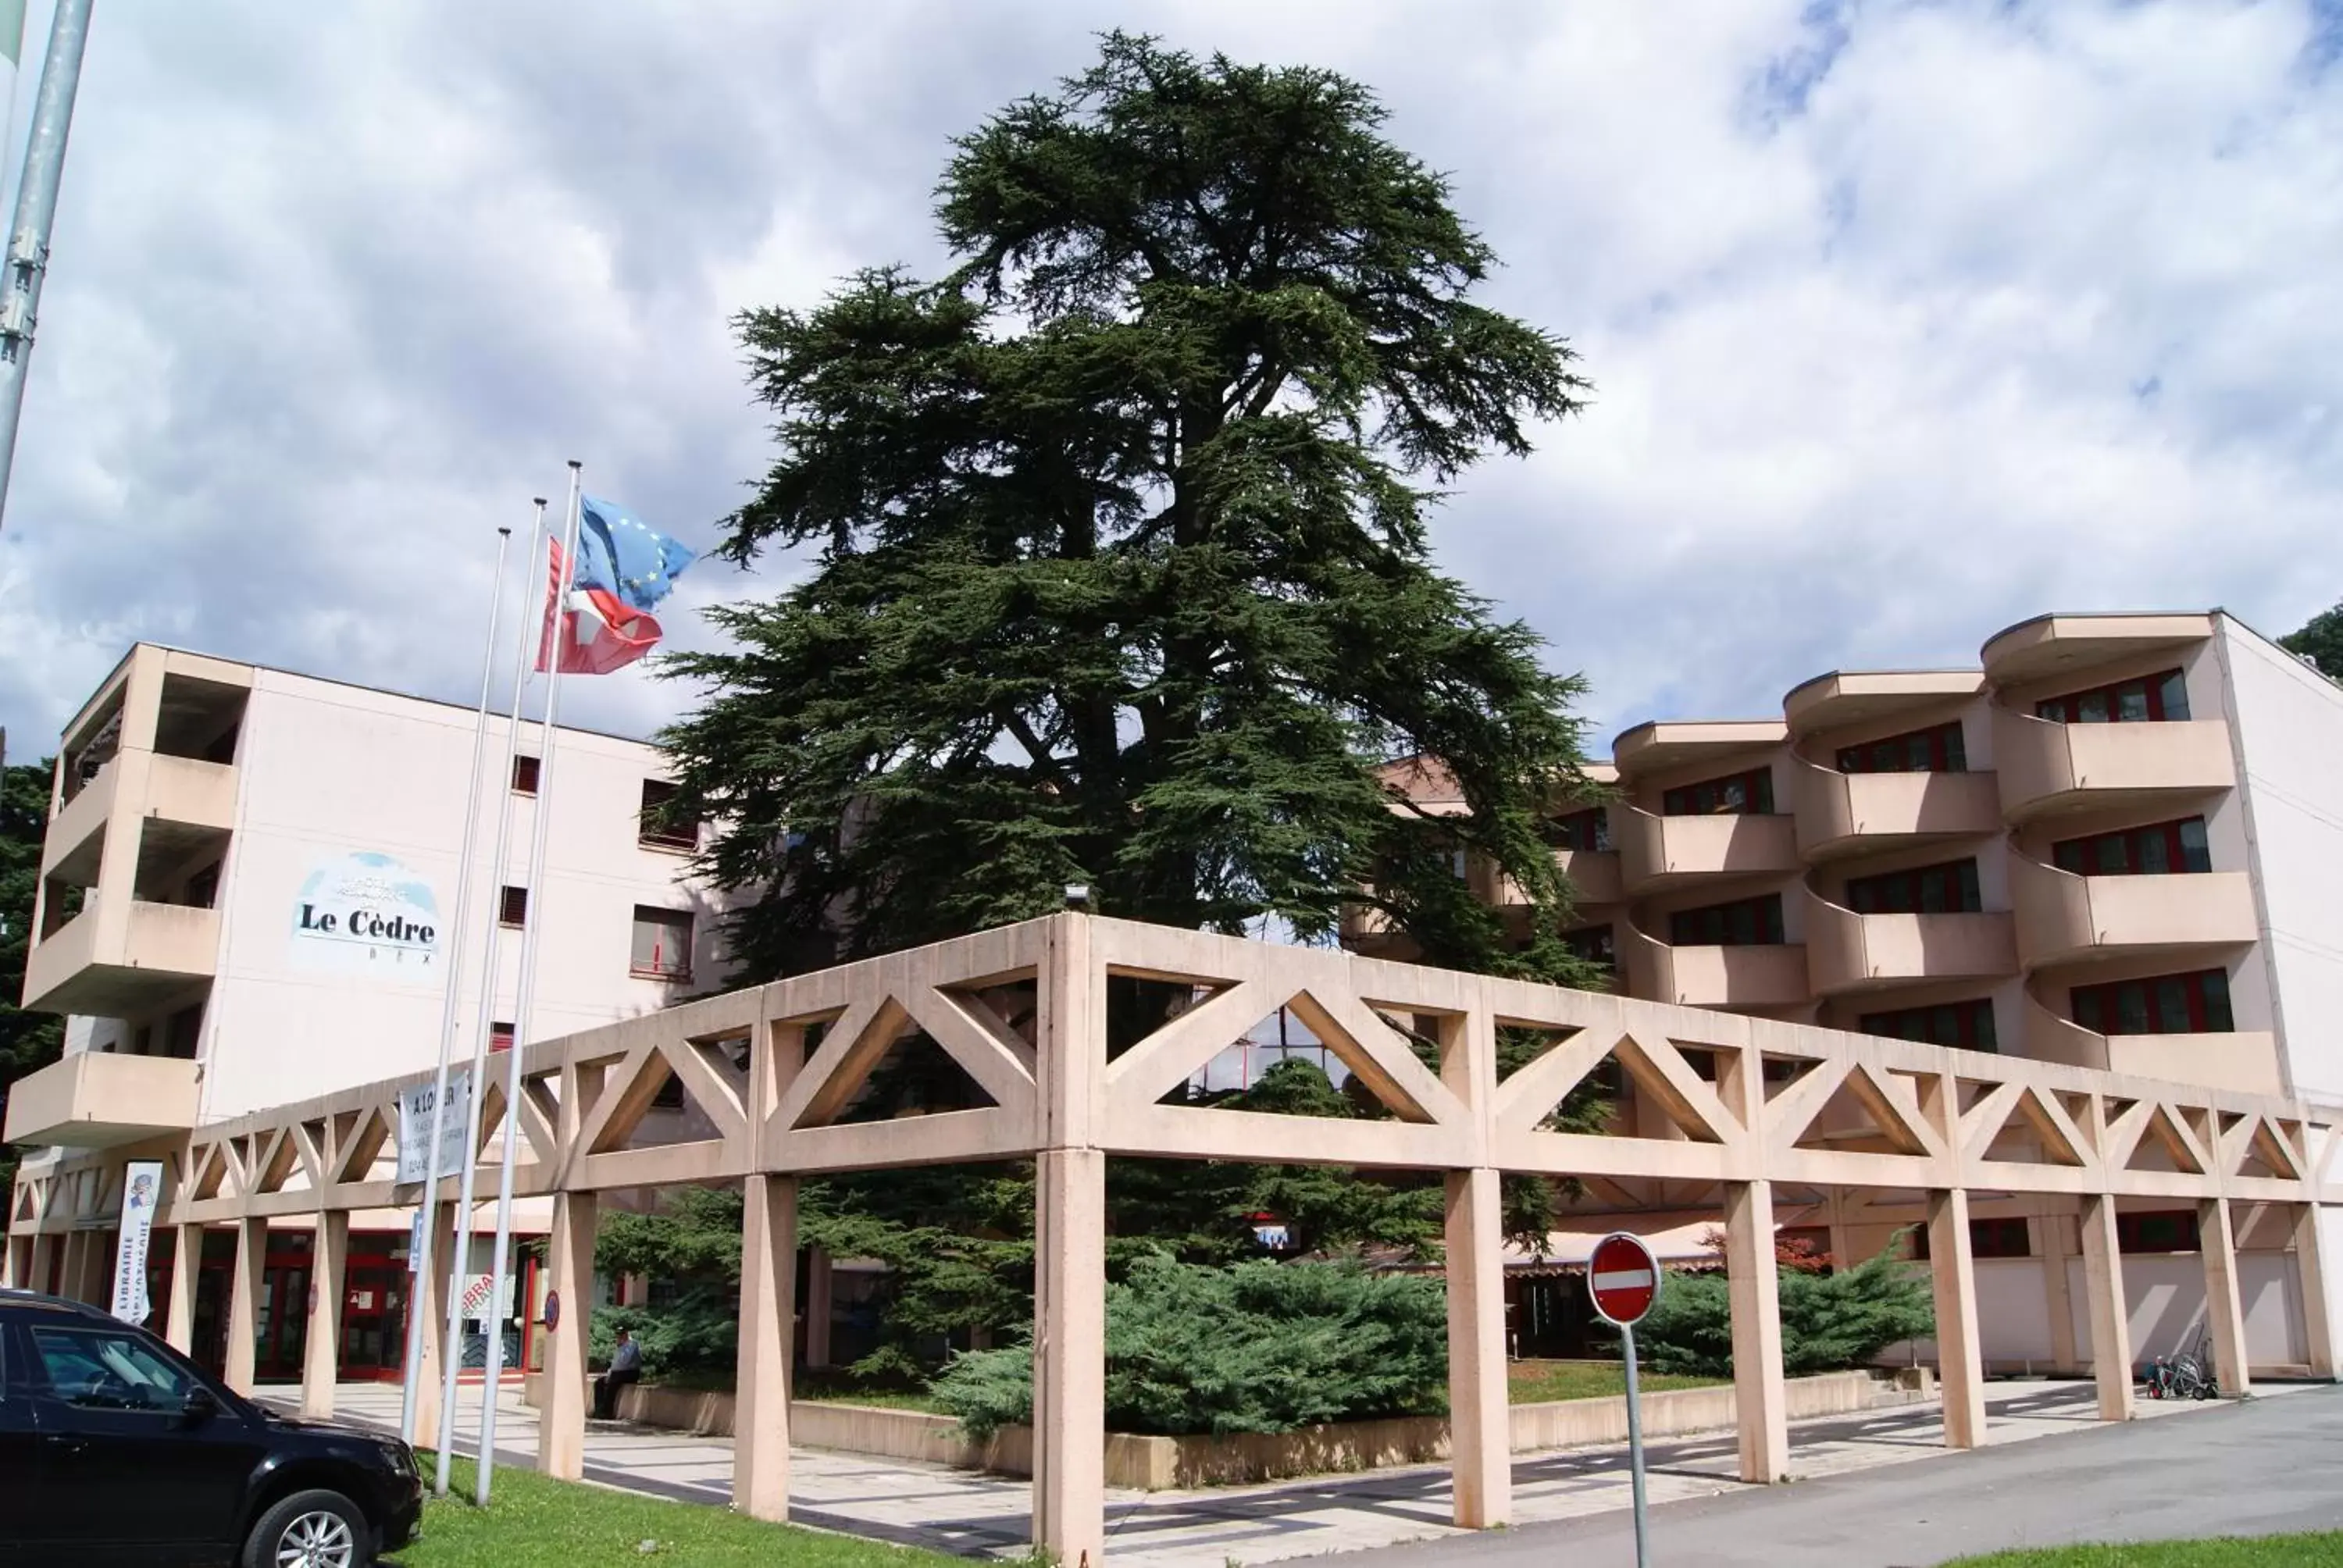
[291, 850, 440, 978]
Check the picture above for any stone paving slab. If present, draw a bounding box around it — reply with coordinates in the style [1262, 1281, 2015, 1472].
[267, 1377, 2275, 1567]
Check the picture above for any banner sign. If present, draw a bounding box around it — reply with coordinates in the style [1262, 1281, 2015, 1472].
[290, 851, 441, 980]
[110, 1161, 163, 1325]
[458, 1271, 515, 1323]
[395, 1068, 472, 1185]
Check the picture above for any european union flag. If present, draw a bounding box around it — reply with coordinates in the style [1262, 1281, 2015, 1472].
[574, 496, 695, 612]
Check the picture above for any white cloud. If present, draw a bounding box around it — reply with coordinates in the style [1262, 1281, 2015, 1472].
[1, 0, 2336, 761]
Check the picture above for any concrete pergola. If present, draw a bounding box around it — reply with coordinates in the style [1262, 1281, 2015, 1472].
[9, 913, 2341, 1564]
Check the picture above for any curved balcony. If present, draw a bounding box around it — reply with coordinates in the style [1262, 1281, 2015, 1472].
[1557, 848, 1623, 907]
[1788, 750, 2004, 861]
[1614, 806, 1800, 895]
[2020, 991, 2280, 1094]
[1799, 886, 2017, 996]
[2007, 853, 2258, 968]
[1617, 916, 1809, 1011]
[1990, 705, 2234, 822]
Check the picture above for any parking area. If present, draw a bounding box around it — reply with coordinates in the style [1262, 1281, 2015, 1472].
[264, 1377, 2280, 1567]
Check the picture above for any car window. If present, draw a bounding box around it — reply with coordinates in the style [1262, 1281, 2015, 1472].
[28, 1325, 195, 1412]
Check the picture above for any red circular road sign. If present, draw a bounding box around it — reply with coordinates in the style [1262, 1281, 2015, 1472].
[1588, 1232, 1661, 1326]
[543, 1290, 561, 1331]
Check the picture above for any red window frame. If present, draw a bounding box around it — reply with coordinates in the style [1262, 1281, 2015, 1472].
[1836, 721, 1967, 775]
[1908, 1217, 2030, 1261]
[2035, 668, 2190, 725]
[1667, 893, 1786, 947]
[489, 1022, 515, 1053]
[498, 886, 528, 928]
[1856, 998, 1997, 1051]
[2051, 816, 2212, 877]
[639, 779, 700, 852]
[1843, 858, 1983, 915]
[512, 755, 540, 795]
[1549, 807, 1610, 853]
[2070, 968, 2234, 1036]
[1661, 767, 1776, 817]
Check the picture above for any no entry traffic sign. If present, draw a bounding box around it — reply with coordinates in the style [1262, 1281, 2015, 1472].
[1589, 1231, 1660, 1325]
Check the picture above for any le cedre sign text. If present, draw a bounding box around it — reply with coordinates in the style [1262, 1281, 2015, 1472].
[290, 850, 442, 980]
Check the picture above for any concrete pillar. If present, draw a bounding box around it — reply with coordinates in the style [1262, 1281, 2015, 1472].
[28, 1232, 57, 1297]
[58, 1230, 91, 1303]
[1927, 1188, 1986, 1449]
[2078, 1194, 2134, 1421]
[1032, 1146, 1106, 1568]
[165, 1224, 202, 1352]
[2, 1233, 27, 1288]
[412, 1203, 456, 1452]
[538, 1190, 598, 1481]
[302, 1212, 349, 1420]
[223, 1218, 266, 1395]
[2199, 1198, 2251, 1396]
[804, 1246, 834, 1367]
[2292, 1204, 2337, 1381]
[1724, 1178, 1790, 1483]
[1444, 1167, 1512, 1528]
[2038, 1201, 2079, 1374]
[733, 1176, 797, 1520]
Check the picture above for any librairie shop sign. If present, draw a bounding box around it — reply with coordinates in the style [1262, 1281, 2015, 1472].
[290, 851, 440, 978]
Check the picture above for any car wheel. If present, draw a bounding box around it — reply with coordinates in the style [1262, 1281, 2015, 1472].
[242, 1488, 373, 1568]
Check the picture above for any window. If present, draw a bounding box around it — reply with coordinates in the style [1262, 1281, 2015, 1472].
[499, 886, 529, 928]
[1843, 858, 1983, 915]
[2052, 817, 2212, 877]
[2117, 1210, 2200, 1254]
[1837, 722, 1967, 775]
[185, 862, 221, 910]
[1668, 893, 1786, 947]
[29, 1324, 197, 1411]
[1549, 807, 1611, 853]
[1858, 999, 1998, 1051]
[631, 906, 694, 981]
[639, 779, 698, 852]
[2035, 668, 2190, 725]
[512, 754, 540, 795]
[490, 1022, 515, 1053]
[1562, 924, 1617, 970]
[1662, 768, 1775, 817]
[2071, 968, 2233, 1036]
[163, 1003, 203, 1060]
[1910, 1217, 2031, 1261]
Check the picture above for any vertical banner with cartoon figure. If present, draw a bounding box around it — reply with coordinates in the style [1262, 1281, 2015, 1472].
[111, 1160, 164, 1324]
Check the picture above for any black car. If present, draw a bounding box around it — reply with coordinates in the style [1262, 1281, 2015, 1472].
[0, 1288, 423, 1566]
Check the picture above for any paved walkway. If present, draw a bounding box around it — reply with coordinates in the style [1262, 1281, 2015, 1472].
[262, 1378, 2281, 1567]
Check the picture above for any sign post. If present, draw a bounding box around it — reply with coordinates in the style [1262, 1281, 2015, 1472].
[1589, 1231, 1662, 1568]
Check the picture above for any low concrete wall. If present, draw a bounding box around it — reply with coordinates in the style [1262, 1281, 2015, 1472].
[530, 1368, 1920, 1490]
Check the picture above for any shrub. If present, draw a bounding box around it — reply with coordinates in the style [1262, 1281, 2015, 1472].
[588, 1295, 738, 1380]
[1636, 1238, 1934, 1378]
[933, 1253, 1450, 1438]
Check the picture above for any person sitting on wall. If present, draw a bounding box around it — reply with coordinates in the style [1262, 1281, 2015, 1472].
[594, 1327, 643, 1420]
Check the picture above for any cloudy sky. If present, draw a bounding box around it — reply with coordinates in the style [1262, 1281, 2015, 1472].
[0, 0, 2338, 759]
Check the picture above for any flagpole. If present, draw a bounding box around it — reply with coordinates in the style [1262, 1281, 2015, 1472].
[476, 461, 583, 1506]
[398, 518, 515, 1450]
[425, 497, 547, 1495]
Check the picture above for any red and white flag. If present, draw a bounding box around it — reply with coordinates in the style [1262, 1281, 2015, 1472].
[536, 539, 662, 675]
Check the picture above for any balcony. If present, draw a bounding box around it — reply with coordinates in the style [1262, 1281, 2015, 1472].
[2, 1051, 201, 1149]
[21, 900, 221, 1016]
[1801, 890, 2017, 996]
[2020, 994, 2279, 1096]
[1991, 707, 2234, 822]
[1614, 807, 1800, 895]
[1619, 920, 1810, 1010]
[2008, 857, 2259, 968]
[1790, 754, 2004, 861]
[1557, 848, 1622, 906]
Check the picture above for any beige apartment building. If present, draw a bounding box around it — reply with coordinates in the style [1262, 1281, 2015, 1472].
[4, 643, 737, 1380]
[1359, 610, 2343, 1374]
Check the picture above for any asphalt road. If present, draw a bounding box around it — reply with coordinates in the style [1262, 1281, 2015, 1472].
[1347, 1386, 2343, 1567]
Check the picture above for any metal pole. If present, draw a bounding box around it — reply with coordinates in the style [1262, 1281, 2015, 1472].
[397, 520, 515, 1448]
[430, 499, 547, 1495]
[1624, 1321, 1651, 1568]
[476, 461, 583, 1506]
[0, 0, 92, 535]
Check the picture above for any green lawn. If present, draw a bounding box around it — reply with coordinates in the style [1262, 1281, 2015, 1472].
[1947, 1538, 2343, 1566]
[1507, 1358, 1726, 1404]
[392, 1456, 958, 1567]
